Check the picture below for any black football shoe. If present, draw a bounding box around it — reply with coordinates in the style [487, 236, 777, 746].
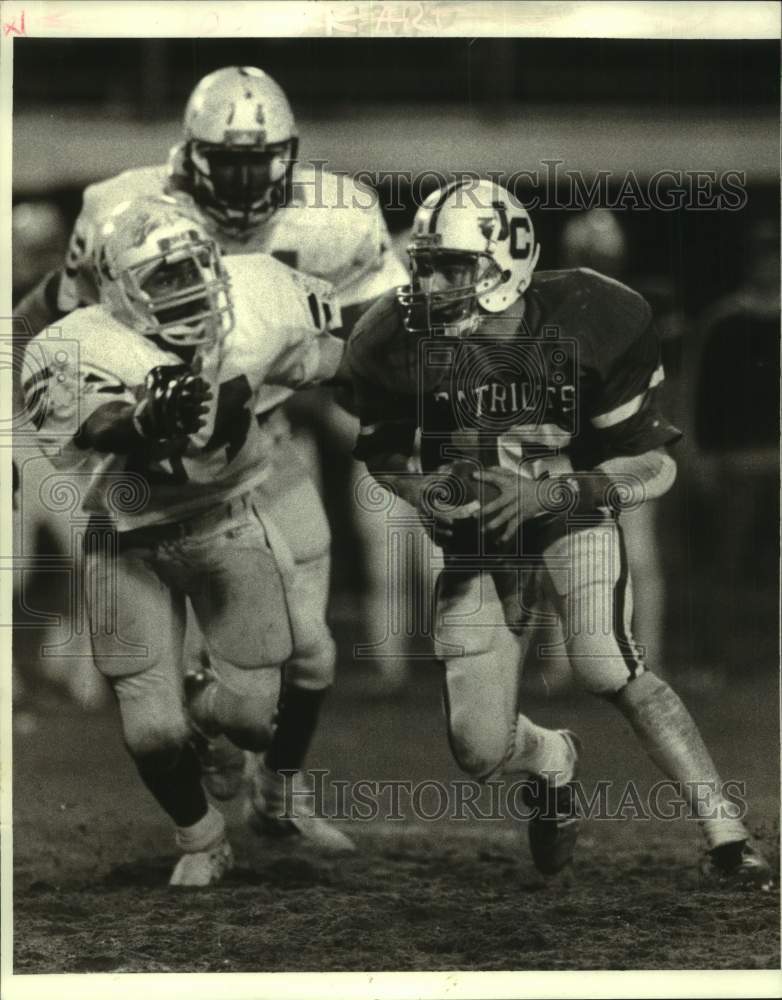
[701, 839, 774, 890]
[522, 730, 582, 876]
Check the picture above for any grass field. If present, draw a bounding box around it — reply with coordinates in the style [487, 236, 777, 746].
[12, 639, 781, 975]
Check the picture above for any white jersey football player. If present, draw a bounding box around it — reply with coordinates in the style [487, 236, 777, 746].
[15, 66, 408, 847]
[22, 196, 351, 884]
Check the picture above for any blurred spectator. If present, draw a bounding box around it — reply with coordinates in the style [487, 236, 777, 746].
[559, 207, 628, 278]
[693, 219, 779, 456]
[12, 202, 70, 415]
[682, 218, 779, 670]
[12, 200, 69, 301]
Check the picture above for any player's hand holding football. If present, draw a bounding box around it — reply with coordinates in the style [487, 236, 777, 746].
[133, 363, 213, 442]
[475, 466, 544, 543]
[416, 466, 481, 547]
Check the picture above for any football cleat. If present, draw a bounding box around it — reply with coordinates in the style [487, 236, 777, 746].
[701, 839, 774, 890]
[247, 765, 356, 856]
[169, 834, 234, 887]
[522, 730, 582, 876]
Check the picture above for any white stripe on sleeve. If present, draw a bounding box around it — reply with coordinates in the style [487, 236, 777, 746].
[591, 365, 665, 430]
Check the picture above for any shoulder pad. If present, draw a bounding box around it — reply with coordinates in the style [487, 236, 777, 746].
[533, 267, 652, 367]
[225, 252, 337, 311]
[81, 165, 170, 229]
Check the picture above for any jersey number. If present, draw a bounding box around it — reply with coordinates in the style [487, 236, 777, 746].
[142, 374, 253, 484]
[205, 374, 253, 464]
[271, 249, 299, 269]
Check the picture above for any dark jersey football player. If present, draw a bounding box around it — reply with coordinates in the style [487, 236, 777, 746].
[347, 178, 770, 885]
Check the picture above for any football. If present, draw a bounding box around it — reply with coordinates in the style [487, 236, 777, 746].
[425, 459, 503, 555]
[434, 459, 502, 509]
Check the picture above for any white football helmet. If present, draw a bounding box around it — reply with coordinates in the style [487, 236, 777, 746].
[179, 66, 298, 232]
[94, 195, 234, 349]
[398, 178, 540, 336]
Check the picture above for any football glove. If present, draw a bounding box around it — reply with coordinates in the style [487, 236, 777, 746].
[132, 364, 212, 442]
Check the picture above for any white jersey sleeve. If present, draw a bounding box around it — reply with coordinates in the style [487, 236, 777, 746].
[21, 307, 173, 524]
[22, 307, 154, 468]
[223, 254, 345, 415]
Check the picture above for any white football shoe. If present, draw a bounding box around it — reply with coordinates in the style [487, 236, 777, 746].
[169, 803, 234, 886]
[246, 763, 356, 856]
[169, 835, 234, 887]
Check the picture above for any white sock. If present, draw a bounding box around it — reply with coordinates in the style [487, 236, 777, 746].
[506, 715, 575, 786]
[175, 803, 225, 853]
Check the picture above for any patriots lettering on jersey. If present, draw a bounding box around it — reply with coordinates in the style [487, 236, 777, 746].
[420, 337, 579, 440]
[433, 382, 576, 420]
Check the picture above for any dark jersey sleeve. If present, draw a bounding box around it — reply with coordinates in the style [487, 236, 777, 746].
[346, 292, 418, 464]
[578, 270, 682, 458]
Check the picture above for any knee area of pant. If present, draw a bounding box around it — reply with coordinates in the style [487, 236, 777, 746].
[211, 684, 276, 752]
[436, 629, 495, 660]
[447, 722, 507, 781]
[567, 657, 648, 697]
[123, 717, 190, 760]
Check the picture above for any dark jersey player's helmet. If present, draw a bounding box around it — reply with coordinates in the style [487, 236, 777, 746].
[398, 179, 540, 337]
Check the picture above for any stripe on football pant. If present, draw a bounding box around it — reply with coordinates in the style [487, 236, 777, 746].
[613, 524, 645, 679]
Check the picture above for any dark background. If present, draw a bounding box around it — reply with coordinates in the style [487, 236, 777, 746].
[12, 37, 780, 313]
[13, 37, 779, 108]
